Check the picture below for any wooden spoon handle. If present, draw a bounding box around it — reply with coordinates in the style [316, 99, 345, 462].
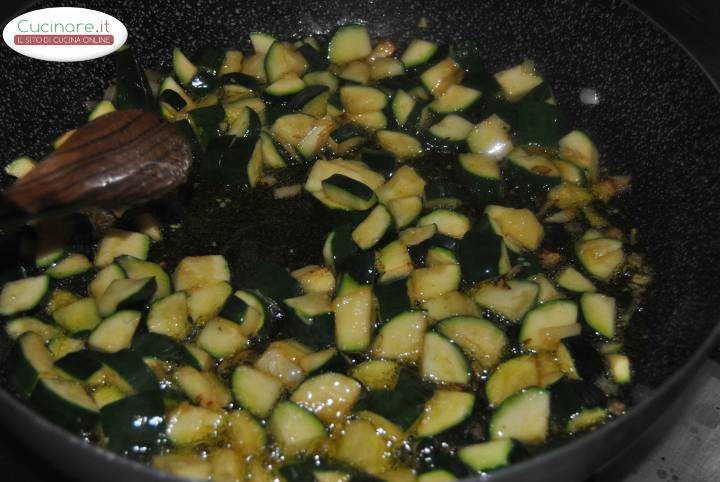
[4, 110, 192, 215]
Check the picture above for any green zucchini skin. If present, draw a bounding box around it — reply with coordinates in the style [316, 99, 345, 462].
[101, 392, 166, 454]
[360, 148, 396, 177]
[244, 263, 301, 302]
[132, 333, 200, 369]
[31, 378, 99, 431]
[516, 98, 568, 149]
[189, 104, 226, 147]
[220, 72, 261, 89]
[458, 224, 506, 282]
[356, 369, 433, 430]
[550, 378, 605, 426]
[113, 46, 154, 111]
[96, 349, 160, 395]
[287, 311, 335, 350]
[55, 350, 104, 381]
[375, 278, 412, 324]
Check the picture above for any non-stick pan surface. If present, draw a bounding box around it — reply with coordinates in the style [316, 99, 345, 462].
[1, 1, 720, 481]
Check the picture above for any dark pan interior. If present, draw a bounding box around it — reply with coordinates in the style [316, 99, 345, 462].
[1, 0, 720, 481]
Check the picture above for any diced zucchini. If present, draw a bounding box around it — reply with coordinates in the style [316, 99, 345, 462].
[186, 281, 232, 323]
[265, 42, 307, 84]
[352, 204, 392, 249]
[401, 39, 439, 68]
[556, 266, 596, 293]
[420, 332, 470, 384]
[415, 390, 475, 437]
[391, 89, 417, 128]
[580, 293, 616, 338]
[173, 365, 230, 409]
[335, 418, 395, 474]
[0, 275, 49, 316]
[519, 300, 579, 351]
[291, 265, 336, 294]
[53, 297, 102, 333]
[322, 174, 377, 211]
[147, 292, 191, 340]
[197, 318, 249, 358]
[340, 85, 388, 114]
[173, 255, 231, 291]
[376, 241, 414, 283]
[418, 210, 471, 239]
[173, 47, 198, 85]
[46, 254, 92, 279]
[408, 264, 461, 303]
[369, 57, 404, 80]
[376, 165, 427, 204]
[375, 130, 423, 160]
[88, 100, 116, 120]
[260, 131, 288, 169]
[457, 153, 500, 199]
[290, 372, 362, 424]
[219, 49, 244, 75]
[89, 264, 125, 298]
[421, 291, 478, 322]
[607, 354, 631, 384]
[88, 310, 141, 353]
[268, 401, 327, 456]
[304, 71, 339, 93]
[437, 316, 507, 369]
[166, 401, 225, 445]
[48, 337, 85, 361]
[339, 60, 371, 84]
[94, 229, 150, 267]
[329, 25, 372, 64]
[4, 155, 36, 178]
[227, 409, 267, 455]
[494, 62, 544, 102]
[486, 355, 539, 407]
[506, 148, 561, 193]
[529, 274, 563, 303]
[430, 84, 482, 114]
[485, 205, 544, 252]
[459, 439, 520, 472]
[132, 333, 199, 369]
[250, 32, 277, 54]
[351, 359, 400, 390]
[372, 311, 427, 363]
[420, 58, 464, 97]
[471, 279, 539, 321]
[220, 290, 266, 337]
[428, 114, 475, 147]
[116, 255, 171, 301]
[467, 114, 513, 160]
[559, 130, 599, 181]
[333, 285, 374, 352]
[5, 316, 60, 341]
[490, 387, 549, 444]
[10, 332, 55, 398]
[232, 365, 284, 418]
[385, 196, 422, 229]
[575, 237, 625, 281]
[32, 377, 99, 430]
[97, 277, 156, 318]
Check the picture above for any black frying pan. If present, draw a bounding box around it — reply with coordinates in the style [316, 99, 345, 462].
[1, 0, 720, 481]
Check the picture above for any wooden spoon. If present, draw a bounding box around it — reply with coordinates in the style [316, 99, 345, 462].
[1, 110, 192, 225]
